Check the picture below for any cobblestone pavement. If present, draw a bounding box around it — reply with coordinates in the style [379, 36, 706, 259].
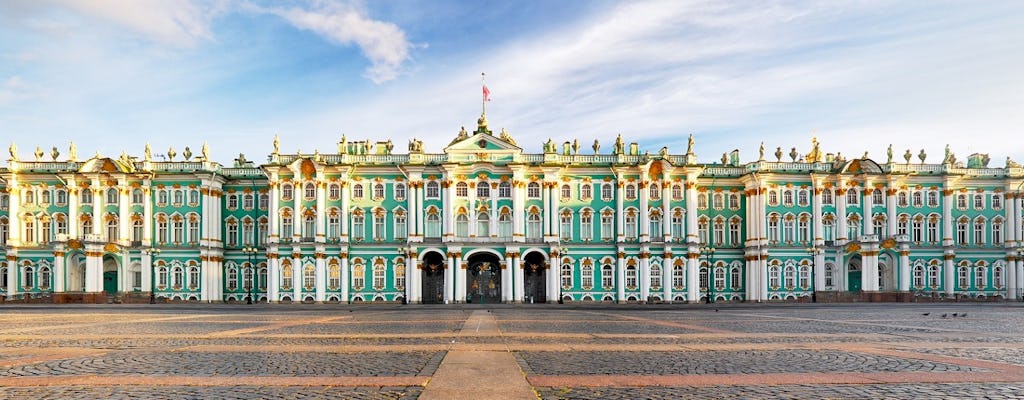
[0, 303, 1022, 399]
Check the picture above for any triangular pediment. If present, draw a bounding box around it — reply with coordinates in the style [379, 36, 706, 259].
[444, 132, 521, 154]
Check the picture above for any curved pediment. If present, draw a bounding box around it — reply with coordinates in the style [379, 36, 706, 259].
[79, 157, 134, 173]
[838, 158, 883, 174]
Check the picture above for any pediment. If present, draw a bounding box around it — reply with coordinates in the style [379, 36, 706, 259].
[79, 157, 133, 173]
[444, 132, 521, 154]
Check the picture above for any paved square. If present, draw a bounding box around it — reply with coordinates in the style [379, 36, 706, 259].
[0, 303, 1023, 399]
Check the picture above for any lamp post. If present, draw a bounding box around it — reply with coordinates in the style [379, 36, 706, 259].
[146, 248, 162, 304]
[241, 246, 259, 304]
[805, 246, 823, 303]
[701, 245, 716, 304]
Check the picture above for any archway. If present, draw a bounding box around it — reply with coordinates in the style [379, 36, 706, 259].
[420, 251, 446, 304]
[878, 253, 896, 291]
[523, 251, 547, 303]
[466, 251, 501, 304]
[847, 254, 862, 292]
[67, 253, 86, 292]
[102, 254, 119, 294]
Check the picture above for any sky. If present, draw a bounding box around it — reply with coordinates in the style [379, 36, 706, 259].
[1, 0, 1023, 167]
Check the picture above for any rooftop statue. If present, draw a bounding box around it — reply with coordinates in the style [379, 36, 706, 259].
[592, 139, 600, 154]
[34, 146, 43, 161]
[613, 134, 624, 155]
[144, 143, 152, 162]
[918, 149, 927, 164]
[50, 146, 59, 161]
[69, 141, 77, 162]
[8, 142, 17, 161]
[805, 136, 822, 163]
[686, 134, 695, 154]
[903, 149, 912, 164]
[759, 142, 765, 161]
[202, 142, 210, 161]
[499, 127, 517, 146]
[273, 134, 280, 154]
[1006, 156, 1020, 168]
[887, 144, 893, 164]
[338, 134, 348, 154]
[775, 146, 783, 162]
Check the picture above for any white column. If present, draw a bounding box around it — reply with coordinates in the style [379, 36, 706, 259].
[118, 180, 130, 244]
[663, 248, 673, 302]
[340, 254, 349, 303]
[292, 183, 301, 242]
[141, 251, 152, 293]
[685, 181, 698, 243]
[686, 249, 699, 302]
[316, 180, 326, 242]
[812, 184, 824, 245]
[814, 251, 825, 293]
[142, 182, 152, 244]
[942, 189, 954, 246]
[542, 183, 551, 239]
[444, 179, 454, 241]
[68, 179, 80, 239]
[53, 250, 66, 292]
[1005, 192, 1018, 300]
[887, 187, 898, 237]
[513, 253, 524, 302]
[490, 185, 498, 237]
[550, 183, 561, 240]
[84, 250, 102, 292]
[455, 252, 466, 303]
[340, 183, 349, 239]
[292, 254, 301, 301]
[6, 253, 19, 295]
[468, 182, 478, 237]
[836, 187, 848, 242]
[268, 252, 279, 302]
[503, 252, 513, 302]
[269, 180, 280, 241]
[406, 254, 417, 303]
[639, 180, 650, 242]
[444, 253, 454, 303]
[662, 182, 672, 241]
[639, 247, 650, 301]
[616, 250, 626, 302]
[617, 178, 625, 242]
[547, 255, 558, 302]
[513, 180, 524, 241]
[899, 248, 910, 291]
[862, 187, 872, 235]
[943, 254, 955, 296]
[315, 255, 326, 302]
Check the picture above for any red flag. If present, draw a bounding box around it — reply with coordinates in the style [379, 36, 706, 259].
[482, 84, 491, 102]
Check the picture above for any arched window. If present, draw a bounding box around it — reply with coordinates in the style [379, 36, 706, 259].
[649, 211, 662, 240]
[821, 189, 833, 205]
[394, 261, 405, 290]
[172, 265, 184, 289]
[188, 265, 200, 290]
[580, 184, 592, 200]
[624, 209, 637, 240]
[106, 216, 118, 241]
[281, 184, 293, 200]
[157, 265, 168, 289]
[650, 263, 661, 289]
[560, 211, 572, 241]
[649, 183, 660, 200]
[913, 263, 925, 288]
[498, 209, 512, 239]
[475, 181, 491, 198]
[785, 265, 796, 289]
[526, 210, 542, 240]
[477, 212, 490, 237]
[673, 260, 685, 289]
[394, 211, 407, 240]
[227, 264, 238, 291]
[625, 264, 637, 288]
[581, 263, 594, 289]
[394, 183, 406, 199]
[373, 183, 385, 199]
[601, 263, 614, 288]
[281, 262, 293, 290]
[527, 182, 541, 198]
[304, 183, 316, 199]
[351, 212, 364, 241]
[671, 184, 682, 200]
[328, 261, 341, 290]
[426, 210, 441, 238]
[714, 264, 726, 290]
[304, 264, 316, 290]
[601, 183, 613, 200]
[799, 264, 811, 289]
[561, 262, 573, 288]
[455, 182, 468, 197]
[580, 209, 593, 241]
[498, 181, 511, 198]
[106, 188, 119, 204]
[846, 189, 859, 204]
[352, 184, 363, 199]
[455, 213, 469, 238]
[21, 265, 34, 289]
[328, 183, 341, 200]
[730, 266, 741, 289]
[561, 184, 571, 199]
[425, 181, 440, 198]
[625, 184, 636, 200]
[38, 266, 51, 289]
[373, 262, 386, 290]
[81, 188, 94, 204]
[226, 219, 239, 246]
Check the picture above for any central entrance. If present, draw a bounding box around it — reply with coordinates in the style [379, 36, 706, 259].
[847, 255, 862, 292]
[420, 251, 446, 304]
[523, 251, 547, 303]
[466, 252, 501, 304]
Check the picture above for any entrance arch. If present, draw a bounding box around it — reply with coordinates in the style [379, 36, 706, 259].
[102, 254, 120, 294]
[878, 253, 896, 291]
[420, 251, 446, 304]
[523, 250, 547, 303]
[847, 255, 862, 292]
[466, 250, 501, 304]
[67, 253, 86, 292]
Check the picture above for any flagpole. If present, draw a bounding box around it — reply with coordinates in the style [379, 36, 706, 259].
[481, 72, 487, 116]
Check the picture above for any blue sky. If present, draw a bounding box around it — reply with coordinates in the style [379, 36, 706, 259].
[2, 0, 1022, 166]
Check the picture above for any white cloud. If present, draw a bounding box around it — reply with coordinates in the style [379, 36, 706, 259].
[54, 0, 219, 47]
[255, 1, 411, 83]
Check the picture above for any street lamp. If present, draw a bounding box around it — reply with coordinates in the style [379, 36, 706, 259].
[241, 246, 259, 304]
[1017, 247, 1024, 302]
[805, 247, 823, 303]
[145, 248, 162, 304]
[701, 245, 716, 304]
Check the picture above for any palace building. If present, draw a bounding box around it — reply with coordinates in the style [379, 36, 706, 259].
[1, 113, 1023, 304]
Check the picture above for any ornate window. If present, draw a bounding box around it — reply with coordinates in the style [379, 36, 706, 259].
[625, 184, 636, 200]
[395, 183, 406, 200]
[730, 266, 741, 289]
[131, 189, 143, 205]
[281, 184, 293, 201]
[601, 263, 614, 289]
[426, 181, 440, 198]
[580, 184, 592, 200]
[649, 183, 660, 200]
[394, 211, 407, 240]
[650, 263, 661, 290]
[580, 209, 593, 241]
[304, 183, 316, 200]
[456, 182, 468, 197]
[188, 265, 200, 290]
[821, 189, 833, 205]
[601, 183, 613, 200]
[373, 261, 387, 290]
[455, 213, 469, 238]
[526, 209, 542, 240]
[625, 263, 637, 288]
[328, 260, 341, 290]
[352, 184, 364, 199]
[561, 262, 573, 288]
[394, 260, 405, 290]
[600, 210, 614, 241]
[768, 262, 781, 289]
[329, 183, 341, 200]
[527, 182, 541, 198]
[227, 194, 239, 210]
[673, 260, 685, 289]
[281, 261, 293, 290]
[304, 264, 315, 290]
[560, 211, 572, 241]
[498, 181, 511, 198]
[498, 208, 512, 239]
[560, 184, 571, 200]
[477, 211, 490, 238]
[581, 263, 594, 289]
[624, 208, 637, 240]
[373, 183, 385, 199]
